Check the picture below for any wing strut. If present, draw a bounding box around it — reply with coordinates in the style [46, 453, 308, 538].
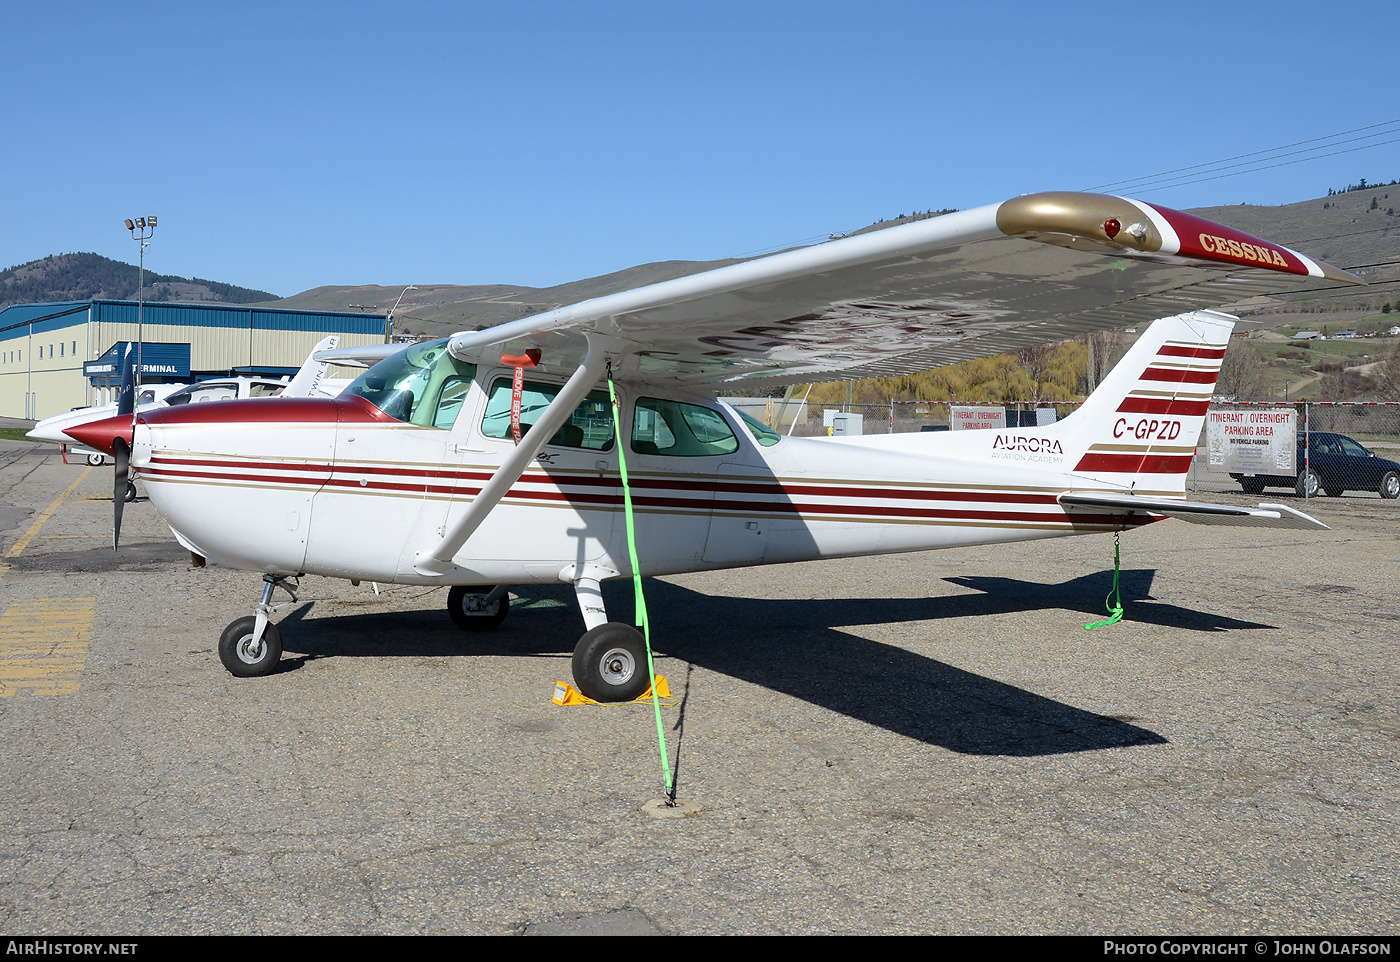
[412, 334, 609, 575]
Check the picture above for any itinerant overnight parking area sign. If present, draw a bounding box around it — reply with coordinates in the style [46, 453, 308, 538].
[1207, 408, 1296, 475]
[949, 406, 1006, 430]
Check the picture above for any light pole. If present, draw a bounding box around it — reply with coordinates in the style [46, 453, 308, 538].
[386, 285, 416, 343]
[123, 216, 157, 399]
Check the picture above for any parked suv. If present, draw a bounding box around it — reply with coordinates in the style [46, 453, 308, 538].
[1231, 431, 1400, 498]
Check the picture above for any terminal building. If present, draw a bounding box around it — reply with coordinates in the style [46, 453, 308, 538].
[0, 299, 388, 419]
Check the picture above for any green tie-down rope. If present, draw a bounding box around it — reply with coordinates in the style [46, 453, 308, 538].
[607, 371, 674, 799]
[1084, 531, 1124, 630]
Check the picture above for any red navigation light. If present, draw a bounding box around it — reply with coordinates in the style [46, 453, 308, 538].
[1103, 218, 1121, 238]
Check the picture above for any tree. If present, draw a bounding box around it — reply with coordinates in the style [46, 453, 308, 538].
[1215, 339, 1269, 401]
[1376, 342, 1400, 401]
[1082, 330, 1129, 394]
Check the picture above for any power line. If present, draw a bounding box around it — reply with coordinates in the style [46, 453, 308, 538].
[1087, 118, 1400, 192]
[1107, 137, 1400, 196]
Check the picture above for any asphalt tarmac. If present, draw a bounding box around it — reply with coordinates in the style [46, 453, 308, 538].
[0, 438, 1395, 935]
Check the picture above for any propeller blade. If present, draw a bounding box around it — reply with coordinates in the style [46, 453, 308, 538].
[115, 344, 136, 418]
[113, 438, 130, 551]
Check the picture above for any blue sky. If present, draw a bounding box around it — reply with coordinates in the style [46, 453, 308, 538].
[4, 2, 1397, 297]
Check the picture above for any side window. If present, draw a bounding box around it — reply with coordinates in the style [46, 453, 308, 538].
[632, 398, 739, 457]
[1338, 437, 1369, 458]
[480, 378, 615, 449]
[248, 383, 283, 398]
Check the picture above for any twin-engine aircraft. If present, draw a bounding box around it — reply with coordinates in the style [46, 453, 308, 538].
[64, 192, 1362, 700]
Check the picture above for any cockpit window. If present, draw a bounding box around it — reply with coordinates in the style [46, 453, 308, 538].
[344, 339, 478, 428]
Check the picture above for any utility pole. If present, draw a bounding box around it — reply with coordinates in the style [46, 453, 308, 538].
[123, 216, 157, 405]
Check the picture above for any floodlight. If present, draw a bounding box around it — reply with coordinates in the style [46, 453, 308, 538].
[147, 215, 157, 226]
[135, 217, 145, 228]
[125, 219, 135, 230]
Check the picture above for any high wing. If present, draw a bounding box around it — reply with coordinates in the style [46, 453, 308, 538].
[420, 191, 1361, 388]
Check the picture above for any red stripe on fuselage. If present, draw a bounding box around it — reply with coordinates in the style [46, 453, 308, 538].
[147, 453, 1066, 506]
[143, 454, 1119, 526]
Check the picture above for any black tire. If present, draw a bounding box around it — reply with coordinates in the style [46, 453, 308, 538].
[1240, 478, 1265, 495]
[572, 622, 649, 703]
[1295, 469, 1320, 498]
[86, 453, 105, 466]
[447, 585, 509, 631]
[218, 616, 282, 678]
[124, 480, 138, 503]
[1380, 471, 1400, 500]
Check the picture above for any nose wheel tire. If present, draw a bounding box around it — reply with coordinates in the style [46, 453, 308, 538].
[447, 586, 509, 631]
[124, 481, 138, 503]
[218, 616, 283, 677]
[572, 622, 649, 703]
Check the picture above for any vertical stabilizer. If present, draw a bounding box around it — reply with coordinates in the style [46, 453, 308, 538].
[1053, 310, 1233, 493]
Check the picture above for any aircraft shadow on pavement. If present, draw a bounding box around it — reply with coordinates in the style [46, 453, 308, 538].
[266, 564, 1281, 756]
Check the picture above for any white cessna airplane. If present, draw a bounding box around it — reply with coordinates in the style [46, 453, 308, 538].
[63, 192, 1361, 699]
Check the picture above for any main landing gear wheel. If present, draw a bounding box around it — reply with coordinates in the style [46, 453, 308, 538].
[86, 453, 105, 466]
[218, 616, 283, 678]
[124, 481, 137, 503]
[572, 622, 649, 703]
[447, 586, 509, 631]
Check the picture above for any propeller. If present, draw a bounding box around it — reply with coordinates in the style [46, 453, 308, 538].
[112, 344, 136, 551]
[112, 439, 130, 550]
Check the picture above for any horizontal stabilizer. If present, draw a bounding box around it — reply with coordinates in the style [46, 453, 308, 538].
[1059, 492, 1328, 530]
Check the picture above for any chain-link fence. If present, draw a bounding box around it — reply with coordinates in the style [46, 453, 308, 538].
[733, 398, 1400, 502]
[1190, 401, 1400, 501]
[731, 399, 1083, 438]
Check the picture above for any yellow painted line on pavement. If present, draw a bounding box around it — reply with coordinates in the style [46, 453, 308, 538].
[6, 466, 94, 559]
[0, 597, 96, 696]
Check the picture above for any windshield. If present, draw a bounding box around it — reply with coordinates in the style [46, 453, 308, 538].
[343, 339, 478, 428]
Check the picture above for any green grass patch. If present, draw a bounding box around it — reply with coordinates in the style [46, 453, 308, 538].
[0, 428, 41, 443]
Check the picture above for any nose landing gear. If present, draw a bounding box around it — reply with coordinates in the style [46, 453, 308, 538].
[218, 574, 298, 677]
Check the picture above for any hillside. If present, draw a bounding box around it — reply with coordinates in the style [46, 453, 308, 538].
[0, 252, 277, 309]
